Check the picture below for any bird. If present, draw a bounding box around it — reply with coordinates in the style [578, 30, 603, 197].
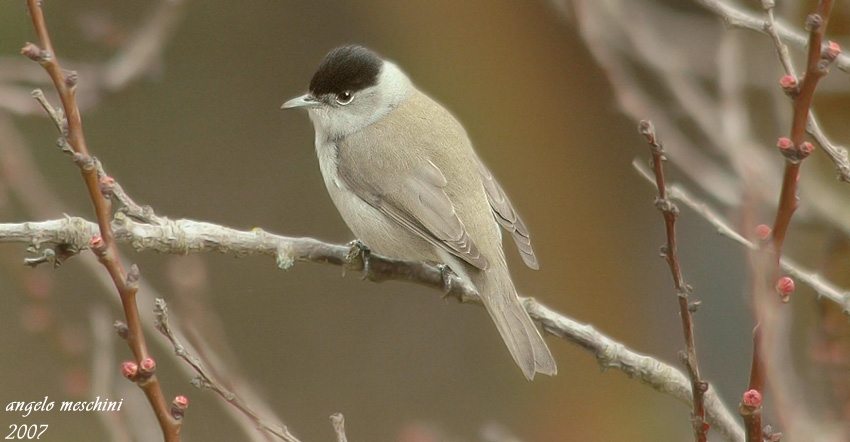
[282, 45, 556, 380]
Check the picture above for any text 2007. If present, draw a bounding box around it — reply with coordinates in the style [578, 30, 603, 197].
[5, 425, 48, 440]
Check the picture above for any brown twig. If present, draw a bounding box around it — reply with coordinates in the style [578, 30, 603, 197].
[771, 2, 834, 254]
[745, 2, 835, 441]
[740, 327, 764, 442]
[21, 1, 181, 440]
[639, 120, 709, 442]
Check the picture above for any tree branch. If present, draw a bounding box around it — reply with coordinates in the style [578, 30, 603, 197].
[154, 298, 303, 442]
[696, 0, 850, 182]
[21, 1, 181, 439]
[639, 120, 709, 441]
[0, 215, 745, 442]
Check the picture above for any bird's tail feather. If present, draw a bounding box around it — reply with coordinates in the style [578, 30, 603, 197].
[474, 264, 557, 381]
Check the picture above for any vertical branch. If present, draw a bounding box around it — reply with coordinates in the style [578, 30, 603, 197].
[771, 0, 834, 256]
[639, 121, 709, 442]
[739, 325, 764, 442]
[762, 0, 850, 183]
[744, 1, 835, 441]
[21, 1, 183, 440]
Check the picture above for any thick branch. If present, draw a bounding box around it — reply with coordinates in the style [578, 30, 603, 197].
[0, 216, 745, 442]
[771, 2, 834, 255]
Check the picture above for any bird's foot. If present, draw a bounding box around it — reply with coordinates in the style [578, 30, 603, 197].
[345, 239, 372, 280]
[437, 263, 457, 298]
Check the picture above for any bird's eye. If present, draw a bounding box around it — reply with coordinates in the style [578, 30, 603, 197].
[335, 91, 353, 105]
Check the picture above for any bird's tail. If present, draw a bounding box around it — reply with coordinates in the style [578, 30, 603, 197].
[473, 262, 557, 381]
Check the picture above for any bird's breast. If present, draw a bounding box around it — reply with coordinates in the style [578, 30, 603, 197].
[315, 138, 438, 262]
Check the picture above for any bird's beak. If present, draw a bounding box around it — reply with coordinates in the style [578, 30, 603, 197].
[281, 94, 321, 110]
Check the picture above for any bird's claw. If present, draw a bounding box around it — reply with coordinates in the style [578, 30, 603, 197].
[346, 239, 372, 280]
[437, 263, 456, 298]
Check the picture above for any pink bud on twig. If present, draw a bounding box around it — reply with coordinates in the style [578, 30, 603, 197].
[822, 41, 841, 62]
[799, 141, 815, 159]
[90, 235, 107, 257]
[778, 75, 798, 96]
[138, 357, 156, 374]
[755, 224, 772, 240]
[113, 321, 129, 340]
[99, 175, 115, 198]
[21, 42, 50, 63]
[171, 395, 189, 420]
[776, 276, 795, 302]
[120, 361, 138, 379]
[742, 389, 762, 407]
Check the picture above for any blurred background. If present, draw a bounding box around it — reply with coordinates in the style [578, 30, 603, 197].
[9, 0, 848, 441]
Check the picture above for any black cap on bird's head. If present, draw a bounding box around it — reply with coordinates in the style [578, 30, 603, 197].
[308, 45, 383, 97]
[281, 45, 407, 114]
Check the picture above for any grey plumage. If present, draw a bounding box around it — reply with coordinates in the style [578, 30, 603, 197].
[283, 46, 556, 380]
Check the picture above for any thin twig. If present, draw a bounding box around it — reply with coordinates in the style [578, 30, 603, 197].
[639, 121, 709, 442]
[7, 202, 850, 313]
[329, 414, 348, 442]
[154, 299, 302, 442]
[761, 0, 796, 78]
[633, 158, 850, 440]
[5, 6, 285, 440]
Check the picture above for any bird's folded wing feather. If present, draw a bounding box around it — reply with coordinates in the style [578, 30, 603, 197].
[343, 159, 489, 270]
[476, 156, 539, 270]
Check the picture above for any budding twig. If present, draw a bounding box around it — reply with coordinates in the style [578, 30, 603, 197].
[746, 2, 835, 441]
[21, 1, 181, 440]
[639, 120, 709, 442]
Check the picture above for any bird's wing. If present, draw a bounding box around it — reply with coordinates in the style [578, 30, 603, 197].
[476, 156, 538, 270]
[341, 158, 489, 270]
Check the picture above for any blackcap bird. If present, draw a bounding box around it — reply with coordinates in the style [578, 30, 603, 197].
[282, 45, 556, 380]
